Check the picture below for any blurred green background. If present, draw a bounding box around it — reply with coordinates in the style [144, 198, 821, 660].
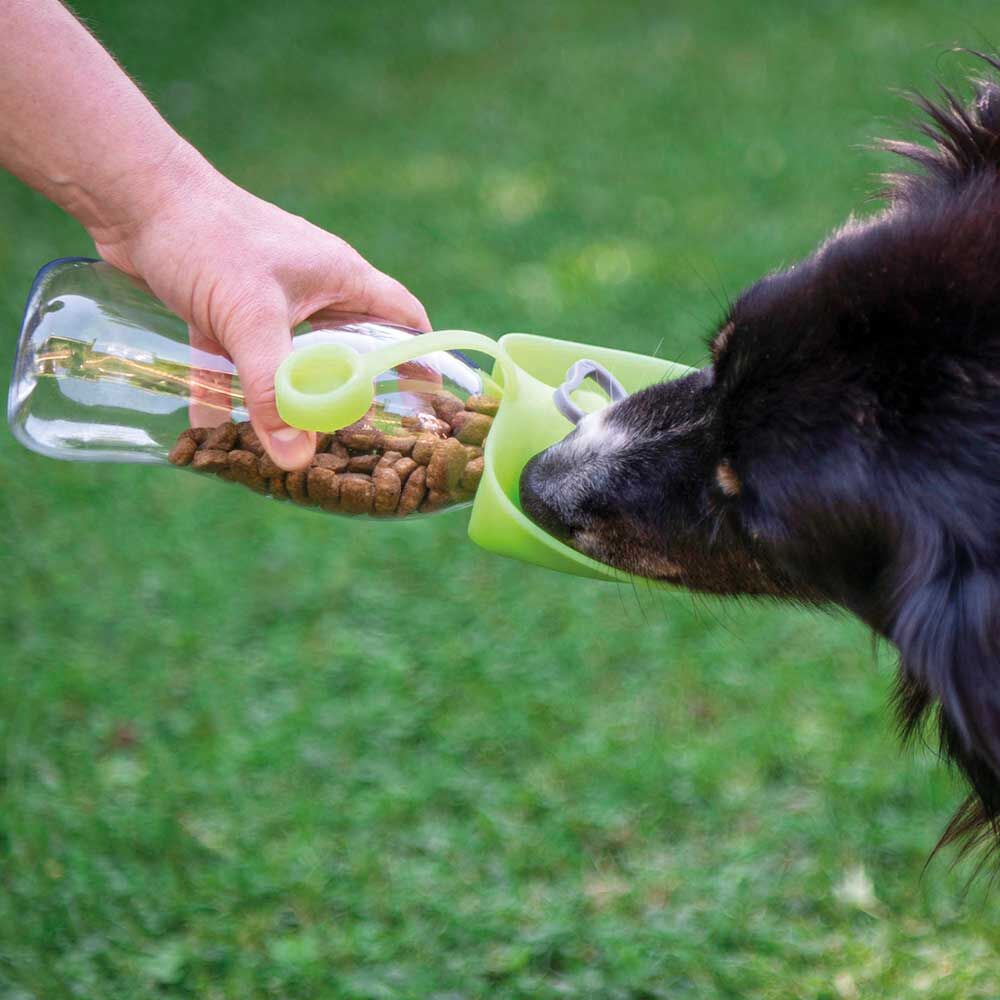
[3, 1, 1000, 997]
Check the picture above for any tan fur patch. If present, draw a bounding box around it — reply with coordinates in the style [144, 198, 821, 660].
[711, 321, 735, 361]
[651, 559, 684, 580]
[716, 460, 741, 497]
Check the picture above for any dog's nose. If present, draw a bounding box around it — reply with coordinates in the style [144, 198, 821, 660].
[519, 453, 573, 542]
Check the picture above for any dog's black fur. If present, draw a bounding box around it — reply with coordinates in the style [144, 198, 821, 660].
[521, 55, 1000, 864]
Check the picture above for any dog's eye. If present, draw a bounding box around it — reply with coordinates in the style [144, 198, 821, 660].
[710, 321, 735, 363]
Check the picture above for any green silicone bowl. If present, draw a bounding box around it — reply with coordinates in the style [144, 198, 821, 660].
[276, 329, 692, 582]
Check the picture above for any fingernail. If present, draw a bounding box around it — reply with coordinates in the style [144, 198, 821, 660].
[267, 426, 313, 470]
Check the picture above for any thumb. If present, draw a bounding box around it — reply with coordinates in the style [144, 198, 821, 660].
[222, 304, 316, 471]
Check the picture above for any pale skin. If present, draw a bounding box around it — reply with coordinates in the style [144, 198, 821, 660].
[0, 0, 430, 470]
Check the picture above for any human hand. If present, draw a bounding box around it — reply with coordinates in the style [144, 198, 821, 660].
[0, 3, 428, 469]
[90, 150, 430, 471]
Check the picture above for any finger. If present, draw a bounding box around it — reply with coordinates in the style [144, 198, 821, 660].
[187, 324, 236, 429]
[222, 306, 316, 471]
[341, 260, 432, 332]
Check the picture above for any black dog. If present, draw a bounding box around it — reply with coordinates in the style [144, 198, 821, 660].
[521, 55, 1000, 864]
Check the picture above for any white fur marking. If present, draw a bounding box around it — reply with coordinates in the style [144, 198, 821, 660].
[560, 408, 632, 461]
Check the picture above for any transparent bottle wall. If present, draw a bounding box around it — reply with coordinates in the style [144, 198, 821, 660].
[9, 259, 500, 518]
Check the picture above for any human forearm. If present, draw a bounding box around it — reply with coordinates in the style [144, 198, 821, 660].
[0, 0, 208, 242]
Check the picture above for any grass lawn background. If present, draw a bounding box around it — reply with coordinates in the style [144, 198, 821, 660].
[2, 1, 1000, 996]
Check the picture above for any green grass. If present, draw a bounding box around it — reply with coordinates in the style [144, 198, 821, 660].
[3, 1, 1000, 996]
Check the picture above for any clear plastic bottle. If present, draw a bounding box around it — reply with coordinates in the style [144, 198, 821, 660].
[9, 258, 699, 580]
[8, 258, 500, 518]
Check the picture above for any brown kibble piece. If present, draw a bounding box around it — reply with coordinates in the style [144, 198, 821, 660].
[401, 413, 450, 437]
[465, 394, 500, 416]
[455, 412, 493, 446]
[431, 391, 465, 423]
[348, 454, 380, 474]
[398, 465, 427, 515]
[339, 473, 375, 514]
[168, 436, 198, 466]
[316, 433, 333, 453]
[411, 432, 440, 466]
[336, 422, 383, 451]
[426, 437, 468, 494]
[191, 448, 230, 473]
[286, 471, 309, 503]
[179, 426, 209, 445]
[393, 457, 418, 483]
[449, 412, 472, 437]
[236, 421, 265, 456]
[375, 451, 403, 473]
[314, 450, 349, 473]
[460, 456, 484, 493]
[258, 453, 284, 478]
[421, 489, 451, 513]
[382, 435, 416, 455]
[373, 467, 402, 515]
[227, 449, 267, 492]
[203, 421, 238, 451]
[427, 416, 452, 437]
[269, 475, 288, 499]
[307, 467, 340, 508]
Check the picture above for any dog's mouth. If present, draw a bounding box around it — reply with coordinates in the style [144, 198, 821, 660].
[573, 525, 690, 582]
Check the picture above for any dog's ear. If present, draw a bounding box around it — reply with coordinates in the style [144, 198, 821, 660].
[891, 554, 1000, 857]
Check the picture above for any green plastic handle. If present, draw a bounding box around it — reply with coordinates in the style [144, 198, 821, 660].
[275, 329, 501, 431]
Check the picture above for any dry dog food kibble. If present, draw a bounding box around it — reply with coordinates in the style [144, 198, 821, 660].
[168, 391, 497, 517]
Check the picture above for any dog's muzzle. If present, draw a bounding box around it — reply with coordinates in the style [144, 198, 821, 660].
[519, 452, 575, 542]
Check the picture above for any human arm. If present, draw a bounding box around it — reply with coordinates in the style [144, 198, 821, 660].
[0, 0, 430, 469]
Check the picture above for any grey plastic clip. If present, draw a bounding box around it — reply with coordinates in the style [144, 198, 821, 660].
[553, 359, 629, 425]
